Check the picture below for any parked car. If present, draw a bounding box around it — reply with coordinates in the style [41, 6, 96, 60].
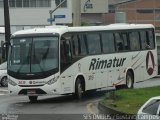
[137, 96, 160, 120]
[0, 62, 8, 87]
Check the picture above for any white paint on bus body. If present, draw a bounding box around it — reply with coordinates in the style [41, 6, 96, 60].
[8, 24, 157, 96]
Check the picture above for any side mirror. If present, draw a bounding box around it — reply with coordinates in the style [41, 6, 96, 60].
[2, 41, 10, 60]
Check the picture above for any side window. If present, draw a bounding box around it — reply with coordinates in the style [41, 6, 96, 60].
[60, 35, 72, 71]
[122, 33, 129, 51]
[60, 39, 72, 62]
[129, 31, 140, 51]
[101, 32, 115, 53]
[71, 34, 80, 56]
[78, 34, 87, 55]
[115, 33, 124, 51]
[87, 33, 101, 54]
[142, 99, 160, 115]
[140, 31, 148, 50]
[147, 30, 155, 49]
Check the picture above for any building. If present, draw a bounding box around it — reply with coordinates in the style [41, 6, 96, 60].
[107, 0, 160, 32]
[0, 0, 109, 34]
[0, 0, 72, 33]
[80, 0, 108, 25]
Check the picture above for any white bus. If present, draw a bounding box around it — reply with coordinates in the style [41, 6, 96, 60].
[7, 24, 157, 102]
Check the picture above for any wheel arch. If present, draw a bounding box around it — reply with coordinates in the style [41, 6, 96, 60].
[1, 76, 7, 80]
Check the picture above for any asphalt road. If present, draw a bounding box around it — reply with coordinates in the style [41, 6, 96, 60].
[0, 77, 160, 120]
[0, 88, 106, 120]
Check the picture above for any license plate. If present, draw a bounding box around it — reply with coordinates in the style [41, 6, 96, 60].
[27, 90, 36, 95]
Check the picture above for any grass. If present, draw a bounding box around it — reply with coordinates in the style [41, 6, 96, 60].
[100, 86, 160, 114]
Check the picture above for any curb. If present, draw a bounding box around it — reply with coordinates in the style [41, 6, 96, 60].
[98, 102, 125, 115]
[98, 102, 136, 120]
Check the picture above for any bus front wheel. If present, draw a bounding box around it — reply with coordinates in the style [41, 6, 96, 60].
[75, 78, 83, 100]
[126, 71, 134, 89]
[29, 96, 38, 103]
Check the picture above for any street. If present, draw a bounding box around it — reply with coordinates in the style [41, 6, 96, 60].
[0, 87, 104, 120]
[0, 77, 160, 120]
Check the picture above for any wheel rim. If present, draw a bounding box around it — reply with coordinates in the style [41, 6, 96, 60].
[1, 77, 8, 87]
[126, 75, 132, 88]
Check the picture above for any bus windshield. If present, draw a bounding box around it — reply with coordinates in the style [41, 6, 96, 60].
[8, 36, 59, 74]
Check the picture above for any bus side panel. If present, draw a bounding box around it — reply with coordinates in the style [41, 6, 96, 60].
[59, 48, 157, 94]
[129, 50, 157, 83]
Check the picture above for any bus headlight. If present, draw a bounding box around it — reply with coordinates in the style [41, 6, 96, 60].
[47, 76, 59, 85]
[8, 79, 17, 86]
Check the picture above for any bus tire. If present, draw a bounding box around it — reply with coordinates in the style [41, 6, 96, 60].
[126, 71, 134, 89]
[29, 96, 38, 103]
[75, 78, 83, 100]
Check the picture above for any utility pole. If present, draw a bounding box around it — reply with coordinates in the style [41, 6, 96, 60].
[3, 0, 11, 60]
[73, 0, 81, 26]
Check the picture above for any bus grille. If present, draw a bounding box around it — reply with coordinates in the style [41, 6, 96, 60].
[18, 85, 44, 87]
[18, 89, 47, 95]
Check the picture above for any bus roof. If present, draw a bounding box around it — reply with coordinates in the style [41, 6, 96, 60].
[68, 24, 154, 32]
[12, 24, 154, 37]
